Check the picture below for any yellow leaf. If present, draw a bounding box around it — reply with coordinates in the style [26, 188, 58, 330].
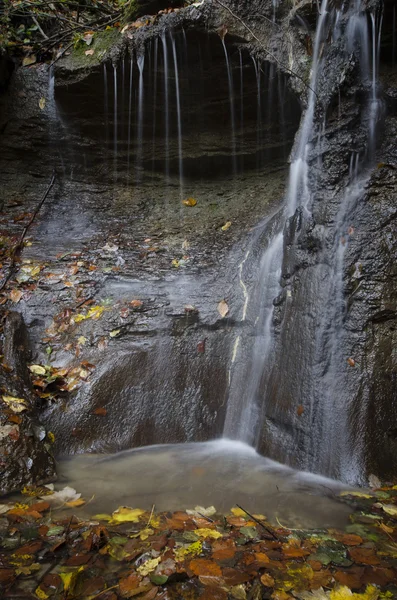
[92, 513, 112, 521]
[87, 305, 106, 320]
[110, 506, 145, 524]
[330, 585, 379, 600]
[137, 557, 161, 576]
[60, 569, 83, 593]
[137, 527, 154, 540]
[35, 586, 49, 599]
[29, 365, 46, 375]
[183, 198, 197, 207]
[174, 541, 202, 562]
[221, 221, 232, 231]
[231, 507, 246, 517]
[194, 528, 222, 539]
[379, 522, 394, 534]
[77, 336, 88, 345]
[340, 491, 374, 499]
[2, 395, 28, 413]
[65, 498, 86, 508]
[39, 97, 45, 110]
[23, 55, 36, 67]
[110, 329, 121, 338]
[47, 432, 55, 443]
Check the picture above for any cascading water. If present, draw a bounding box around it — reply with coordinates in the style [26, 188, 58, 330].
[224, 0, 384, 485]
[221, 37, 237, 177]
[224, 0, 332, 444]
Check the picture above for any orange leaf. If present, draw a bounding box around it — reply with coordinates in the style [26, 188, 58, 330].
[260, 573, 275, 587]
[189, 559, 222, 577]
[93, 407, 107, 416]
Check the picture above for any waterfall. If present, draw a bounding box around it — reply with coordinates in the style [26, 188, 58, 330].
[171, 32, 184, 199]
[127, 54, 133, 183]
[136, 52, 145, 183]
[221, 38, 237, 177]
[161, 33, 170, 187]
[223, 0, 383, 482]
[113, 64, 118, 184]
[224, 0, 331, 444]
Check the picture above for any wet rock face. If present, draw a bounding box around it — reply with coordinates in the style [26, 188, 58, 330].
[0, 313, 56, 494]
[0, 0, 303, 463]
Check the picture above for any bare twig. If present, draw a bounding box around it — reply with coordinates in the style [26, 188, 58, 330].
[212, 0, 317, 96]
[32, 15, 48, 39]
[236, 504, 280, 540]
[0, 170, 56, 293]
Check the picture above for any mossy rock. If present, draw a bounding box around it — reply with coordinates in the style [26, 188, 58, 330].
[124, 0, 185, 21]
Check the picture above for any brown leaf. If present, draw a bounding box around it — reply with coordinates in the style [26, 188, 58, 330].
[260, 573, 275, 587]
[297, 405, 304, 417]
[332, 532, 363, 546]
[30, 501, 50, 513]
[10, 289, 23, 303]
[119, 573, 140, 597]
[334, 568, 365, 590]
[347, 357, 355, 367]
[130, 299, 143, 308]
[348, 547, 380, 565]
[189, 559, 222, 577]
[212, 539, 236, 561]
[93, 407, 107, 416]
[197, 339, 206, 353]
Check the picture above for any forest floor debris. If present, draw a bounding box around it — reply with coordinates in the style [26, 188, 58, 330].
[0, 484, 397, 599]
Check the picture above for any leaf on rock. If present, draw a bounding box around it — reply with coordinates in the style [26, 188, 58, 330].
[85, 49, 95, 56]
[260, 573, 275, 587]
[2, 395, 28, 413]
[10, 289, 23, 303]
[217, 299, 229, 318]
[29, 365, 47, 375]
[221, 221, 232, 231]
[183, 198, 197, 207]
[23, 55, 37, 67]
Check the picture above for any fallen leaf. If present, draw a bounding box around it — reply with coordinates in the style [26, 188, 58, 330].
[41, 486, 81, 507]
[23, 55, 36, 67]
[183, 198, 197, 207]
[347, 357, 355, 367]
[297, 404, 304, 416]
[130, 299, 143, 308]
[382, 504, 397, 517]
[189, 558, 222, 577]
[85, 49, 95, 56]
[94, 407, 107, 416]
[39, 96, 45, 110]
[221, 221, 232, 231]
[217, 299, 229, 318]
[110, 329, 121, 338]
[10, 289, 23, 303]
[29, 364, 46, 375]
[111, 507, 145, 524]
[2, 395, 28, 413]
[137, 557, 161, 576]
[260, 573, 275, 587]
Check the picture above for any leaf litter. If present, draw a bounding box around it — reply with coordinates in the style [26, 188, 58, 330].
[0, 484, 397, 599]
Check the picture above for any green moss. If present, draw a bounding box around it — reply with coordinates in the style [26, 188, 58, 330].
[60, 28, 121, 71]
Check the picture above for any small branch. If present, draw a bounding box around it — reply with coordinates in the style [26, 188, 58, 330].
[50, 41, 74, 67]
[32, 15, 48, 39]
[0, 170, 56, 293]
[212, 0, 317, 96]
[236, 504, 280, 540]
